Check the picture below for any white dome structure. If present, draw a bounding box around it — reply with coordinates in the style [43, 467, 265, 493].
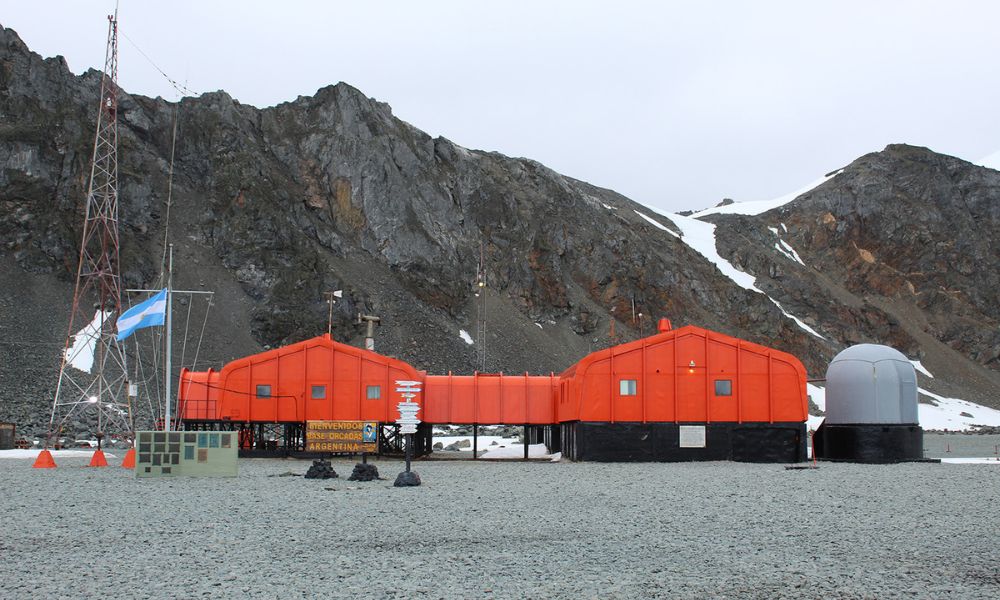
[814, 344, 924, 463]
[825, 344, 918, 425]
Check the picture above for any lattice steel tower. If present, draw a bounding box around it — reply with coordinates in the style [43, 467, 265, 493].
[44, 12, 132, 452]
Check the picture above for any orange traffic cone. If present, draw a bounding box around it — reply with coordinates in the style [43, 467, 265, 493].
[120, 448, 136, 469]
[88, 449, 108, 467]
[33, 449, 57, 469]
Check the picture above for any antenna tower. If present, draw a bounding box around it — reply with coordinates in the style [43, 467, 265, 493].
[44, 12, 132, 453]
[475, 243, 487, 371]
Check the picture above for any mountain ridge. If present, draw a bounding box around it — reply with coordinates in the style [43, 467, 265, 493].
[1, 25, 998, 437]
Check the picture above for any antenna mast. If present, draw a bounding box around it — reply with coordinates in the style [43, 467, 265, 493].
[475, 242, 487, 371]
[43, 11, 132, 457]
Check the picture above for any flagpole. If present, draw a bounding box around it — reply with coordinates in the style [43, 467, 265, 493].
[165, 244, 173, 432]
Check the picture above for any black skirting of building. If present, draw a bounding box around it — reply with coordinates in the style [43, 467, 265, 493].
[549, 421, 807, 463]
[813, 423, 923, 463]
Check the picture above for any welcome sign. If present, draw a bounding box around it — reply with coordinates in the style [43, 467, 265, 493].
[305, 420, 378, 453]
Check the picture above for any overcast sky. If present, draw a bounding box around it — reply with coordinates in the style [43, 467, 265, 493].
[4, 1, 999, 213]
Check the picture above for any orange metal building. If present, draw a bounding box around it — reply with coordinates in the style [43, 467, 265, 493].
[177, 320, 808, 462]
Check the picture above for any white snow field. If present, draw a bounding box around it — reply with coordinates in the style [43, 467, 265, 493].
[690, 170, 844, 218]
[918, 388, 1000, 431]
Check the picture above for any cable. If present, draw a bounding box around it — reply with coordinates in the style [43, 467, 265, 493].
[190, 295, 213, 371]
[119, 31, 198, 98]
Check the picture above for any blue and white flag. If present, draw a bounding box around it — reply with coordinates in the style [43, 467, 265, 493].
[116, 289, 167, 341]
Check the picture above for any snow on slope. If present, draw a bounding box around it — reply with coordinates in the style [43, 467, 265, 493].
[633, 210, 680, 238]
[918, 388, 1000, 431]
[691, 170, 843, 218]
[665, 213, 825, 340]
[641, 172, 1000, 432]
[975, 150, 1000, 171]
[910, 360, 934, 378]
[806, 383, 827, 432]
[458, 330, 474, 345]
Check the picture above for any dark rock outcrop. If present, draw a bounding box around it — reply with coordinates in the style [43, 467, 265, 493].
[710, 144, 1000, 404]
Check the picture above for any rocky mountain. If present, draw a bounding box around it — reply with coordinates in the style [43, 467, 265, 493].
[705, 145, 1000, 406]
[1, 25, 998, 437]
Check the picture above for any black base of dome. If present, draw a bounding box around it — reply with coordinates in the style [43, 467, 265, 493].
[813, 423, 923, 463]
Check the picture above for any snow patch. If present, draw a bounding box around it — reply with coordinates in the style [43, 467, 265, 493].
[669, 216, 758, 290]
[806, 382, 827, 433]
[458, 330, 474, 345]
[0, 449, 119, 459]
[601, 203, 616, 210]
[918, 388, 1000, 431]
[769, 299, 825, 340]
[775, 239, 806, 266]
[691, 170, 844, 218]
[434, 435, 514, 451]
[974, 150, 1000, 171]
[768, 224, 806, 266]
[807, 383, 826, 412]
[910, 360, 934, 378]
[633, 210, 680, 238]
[665, 214, 824, 340]
[939, 457, 1000, 465]
[806, 414, 825, 432]
[480, 443, 556, 460]
[452, 142, 475, 158]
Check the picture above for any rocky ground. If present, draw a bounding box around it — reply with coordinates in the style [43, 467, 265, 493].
[2, 447, 999, 598]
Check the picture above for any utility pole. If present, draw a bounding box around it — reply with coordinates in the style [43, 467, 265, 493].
[164, 245, 173, 431]
[475, 242, 487, 371]
[324, 290, 342, 335]
[356, 313, 381, 351]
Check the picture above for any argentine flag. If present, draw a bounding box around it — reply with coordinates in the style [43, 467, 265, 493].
[116, 289, 167, 341]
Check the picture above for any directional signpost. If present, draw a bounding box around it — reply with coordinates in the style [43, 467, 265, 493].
[394, 380, 422, 487]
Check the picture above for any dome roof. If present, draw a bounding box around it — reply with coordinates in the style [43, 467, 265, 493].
[830, 344, 909, 364]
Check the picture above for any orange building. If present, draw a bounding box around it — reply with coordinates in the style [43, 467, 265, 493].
[177, 320, 808, 462]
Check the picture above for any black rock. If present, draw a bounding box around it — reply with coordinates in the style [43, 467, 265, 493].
[348, 462, 380, 481]
[304, 459, 339, 479]
[393, 470, 421, 487]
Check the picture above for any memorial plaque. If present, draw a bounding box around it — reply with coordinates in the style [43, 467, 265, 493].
[135, 430, 237, 478]
[305, 420, 378, 453]
[679, 425, 707, 448]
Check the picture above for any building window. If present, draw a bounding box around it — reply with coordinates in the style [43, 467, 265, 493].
[366, 385, 381, 400]
[619, 379, 637, 396]
[311, 385, 326, 400]
[256, 384, 271, 399]
[715, 379, 732, 396]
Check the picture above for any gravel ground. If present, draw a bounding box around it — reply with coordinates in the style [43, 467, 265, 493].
[2, 451, 999, 599]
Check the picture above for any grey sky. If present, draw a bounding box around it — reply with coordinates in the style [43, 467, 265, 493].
[4, 1, 999, 213]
